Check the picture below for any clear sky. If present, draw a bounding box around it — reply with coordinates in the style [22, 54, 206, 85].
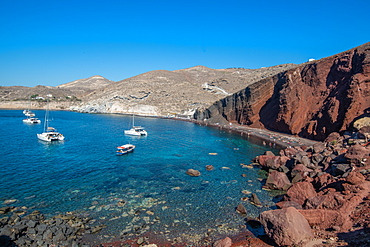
[1, 0, 369, 87]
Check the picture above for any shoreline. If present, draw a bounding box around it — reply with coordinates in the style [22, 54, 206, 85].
[2, 107, 319, 149]
[191, 120, 319, 149]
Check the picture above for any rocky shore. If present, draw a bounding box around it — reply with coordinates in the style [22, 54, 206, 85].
[0, 207, 107, 247]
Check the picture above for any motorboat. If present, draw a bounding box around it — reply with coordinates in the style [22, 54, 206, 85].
[116, 144, 135, 155]
[23, 117, 41, 124]
[23, 110, 35, 117]
[37, 127, 65, 142]
[124, 126, 147, 136]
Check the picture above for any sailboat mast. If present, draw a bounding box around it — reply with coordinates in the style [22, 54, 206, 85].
[43, 100, 48, 132]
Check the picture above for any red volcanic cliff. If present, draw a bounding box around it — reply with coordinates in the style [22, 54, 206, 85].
[195, 42, 370, 141]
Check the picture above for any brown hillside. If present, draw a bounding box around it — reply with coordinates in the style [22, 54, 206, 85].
[74, 64, 297, 116]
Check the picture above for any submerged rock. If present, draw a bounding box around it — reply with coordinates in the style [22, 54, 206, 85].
[186, 169, 201, 177]
[235, 204, 247, 215]
[250, 193, 262, 207]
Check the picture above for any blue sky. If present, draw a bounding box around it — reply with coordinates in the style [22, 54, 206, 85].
[1, 0, 369, 87]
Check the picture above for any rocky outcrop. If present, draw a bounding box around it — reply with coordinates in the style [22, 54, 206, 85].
[252, 130, 370, 246]
[195, 42, 370, 141]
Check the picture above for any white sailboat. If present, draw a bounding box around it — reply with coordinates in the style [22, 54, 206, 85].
[124, 114, 147, 136]
[37, 97, 64, 142]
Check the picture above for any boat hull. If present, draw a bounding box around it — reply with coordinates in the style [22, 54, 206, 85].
[23, 118, 41, 124]
[116, 144, 135, 155]
[124, 127, 147, 136]
[37, 132, 65, 142]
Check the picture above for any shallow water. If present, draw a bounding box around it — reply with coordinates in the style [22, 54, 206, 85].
[0, 110, 280, 244]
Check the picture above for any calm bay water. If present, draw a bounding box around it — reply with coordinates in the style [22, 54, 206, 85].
[0, 110, 280, 244]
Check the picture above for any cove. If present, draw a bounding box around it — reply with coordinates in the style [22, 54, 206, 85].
[0, 110, 280, 245]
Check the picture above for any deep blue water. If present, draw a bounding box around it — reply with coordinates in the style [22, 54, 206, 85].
[0, 110, 280, 244]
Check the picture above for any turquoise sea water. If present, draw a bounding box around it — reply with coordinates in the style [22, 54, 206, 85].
[0, 110, 280, 244]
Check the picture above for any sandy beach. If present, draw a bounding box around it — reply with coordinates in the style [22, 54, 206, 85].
[194, 121, 319, 149]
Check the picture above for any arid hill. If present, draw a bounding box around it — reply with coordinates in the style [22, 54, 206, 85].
[57, 75, 115, 96]
[71, 64, 298, 116]
[195, 42, 370, 141]
[0, 65, 297, 114]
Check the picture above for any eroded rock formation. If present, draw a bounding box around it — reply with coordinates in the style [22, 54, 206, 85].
[195, 42, 370, 141]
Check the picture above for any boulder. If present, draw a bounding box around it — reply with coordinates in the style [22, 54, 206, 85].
[206, 165, 214, 171]
[282, 147, 299, 157]
[291, 164, 312, 178]
[325, 132, 341, 144]
[313, 142, 326, 154]
[257, 155, 281, 170]
[250, 193, 262, 207]
[331, 163, 352, 176]
[236, 204, 247, 215]
[346, 171, 366, 185]
[345, 144, 369, 164]
[313, 173, 332, 190]
[259, 207, 313, 246]
[304, 194, 345, 210]
[213, 237, 232, 247]
[264, 170, 291, 190]
[264, 151, 275, 156]
[186, 169, 201, 177]
[275, 200, 302, 209]
[298, 209, 348, 231]
[285, 182, 317, 206]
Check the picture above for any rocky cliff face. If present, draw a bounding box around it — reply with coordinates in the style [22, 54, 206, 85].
[195, 42, 370, 141]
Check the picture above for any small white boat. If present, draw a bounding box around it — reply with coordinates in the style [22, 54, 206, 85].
[124, 114, 147, 136]
[23, 110, 35, 117]
[116, 144, 135, 155]
[37, 127, 65, 142]
[124, 126, 148, 136]
[23, 117, 41, 124]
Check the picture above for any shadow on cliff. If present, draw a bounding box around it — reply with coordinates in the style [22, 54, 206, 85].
[258, 72, 292, 135]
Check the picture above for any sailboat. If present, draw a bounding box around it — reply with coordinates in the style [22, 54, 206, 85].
[37, 97, 64, 142]
[124, 114, 148, 136]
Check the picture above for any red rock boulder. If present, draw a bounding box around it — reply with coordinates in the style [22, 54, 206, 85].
[285, 181, 317, 206]
[264, 170, 291, 190]
[259, 207, 313, 246]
